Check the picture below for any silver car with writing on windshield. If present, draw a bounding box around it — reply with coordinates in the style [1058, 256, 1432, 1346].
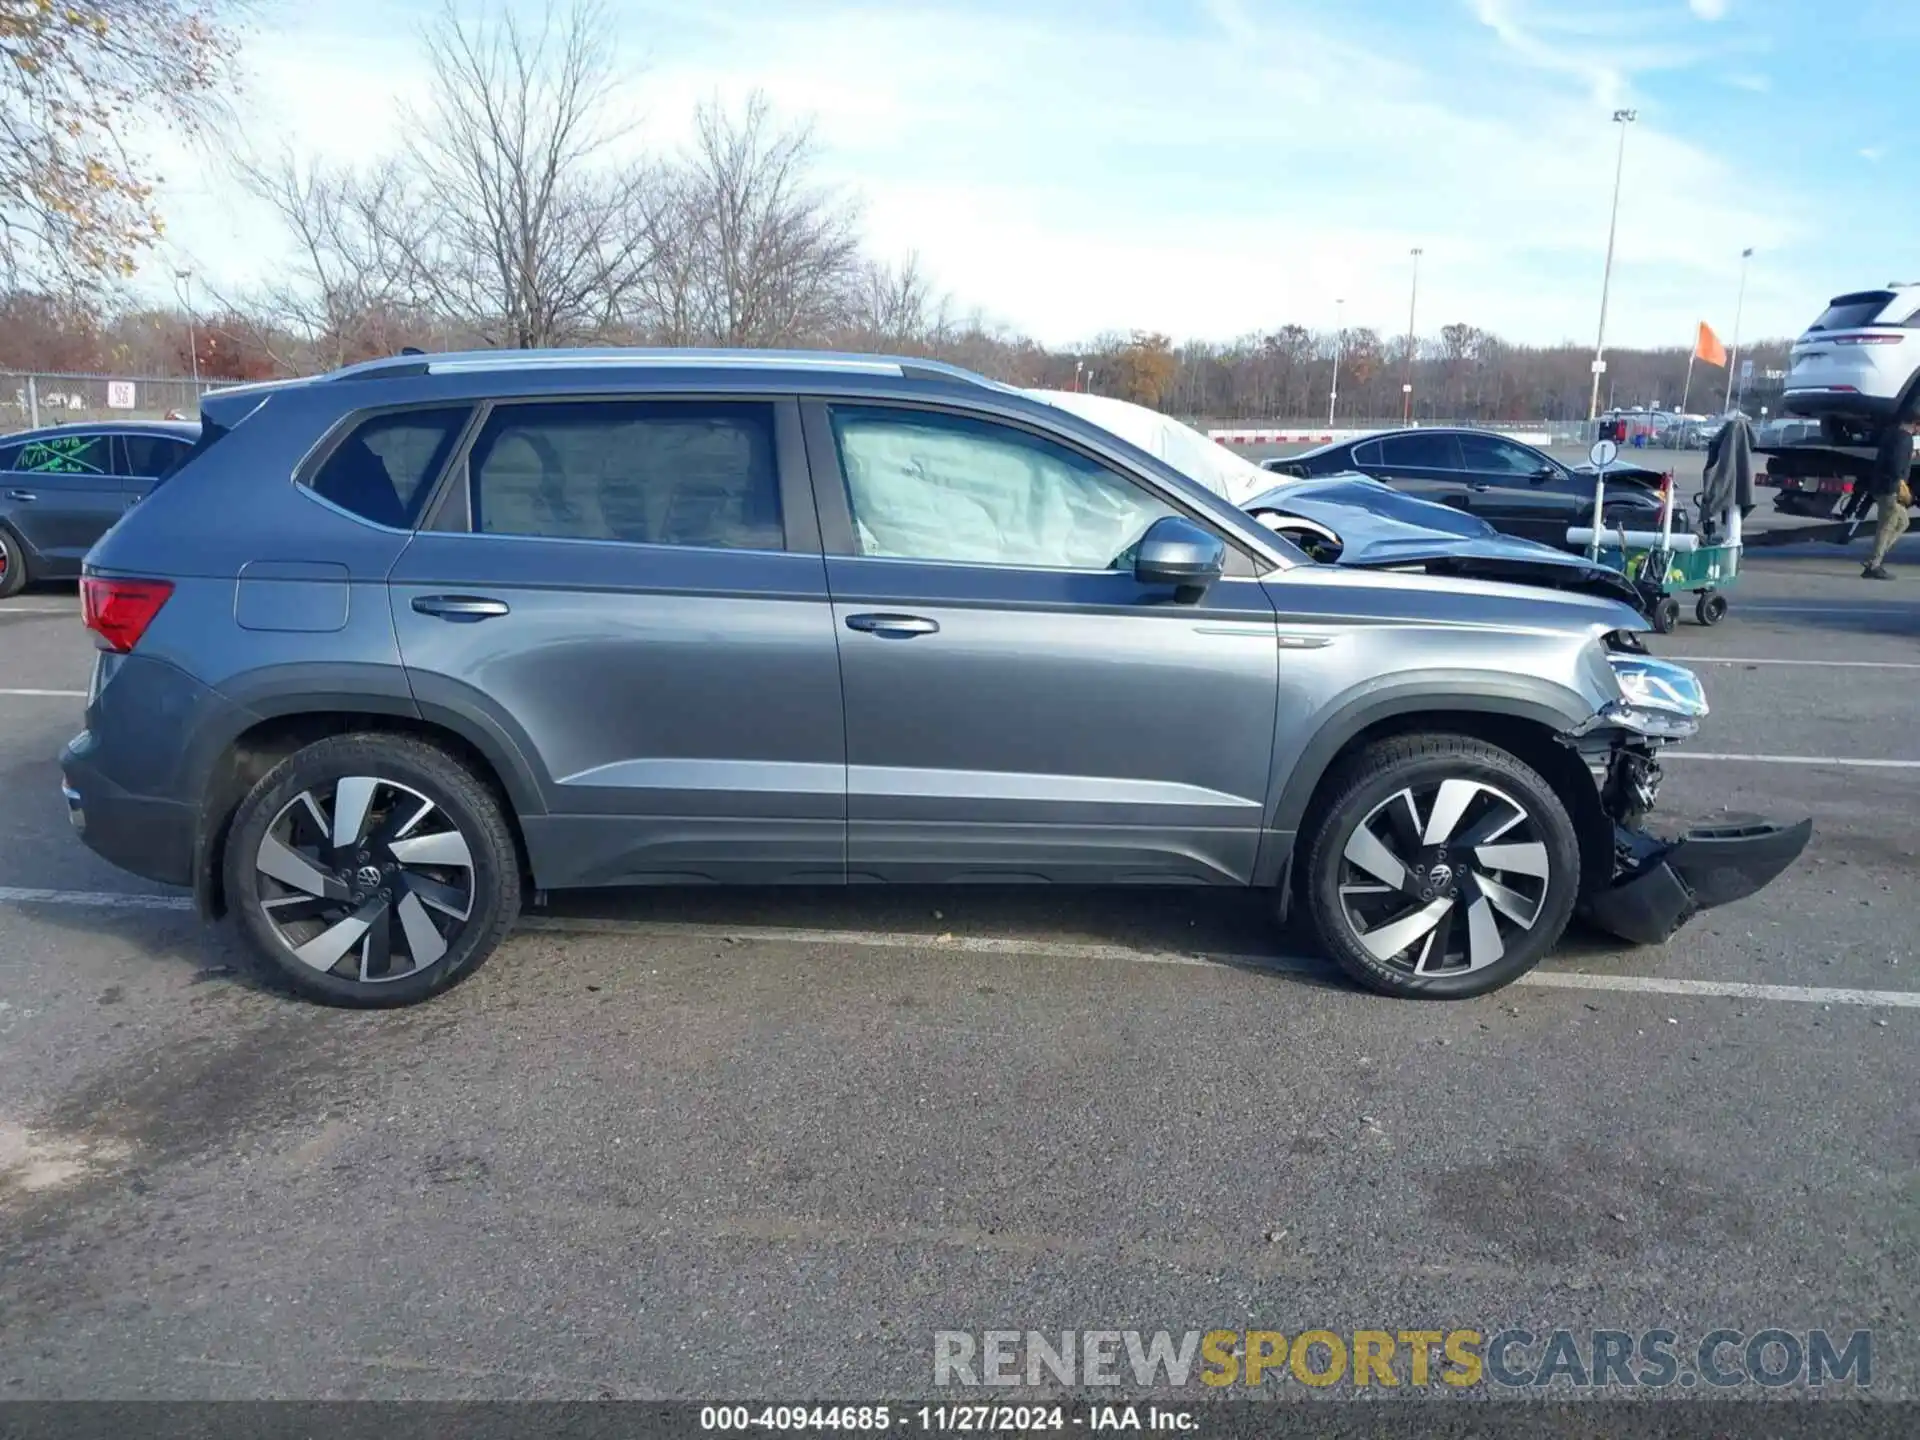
[60, 350, 1808, 1007]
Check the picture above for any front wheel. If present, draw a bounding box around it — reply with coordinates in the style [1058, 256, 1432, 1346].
[1651, 596, 1681, 633]
[1300, 734, 1582, 998]
[223, 733, 521, 1007]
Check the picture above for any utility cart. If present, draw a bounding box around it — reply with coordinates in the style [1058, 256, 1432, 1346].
[1566, 438, 1742, 633]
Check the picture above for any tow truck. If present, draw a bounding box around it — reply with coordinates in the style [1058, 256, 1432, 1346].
[1749, 435, 1915, 545]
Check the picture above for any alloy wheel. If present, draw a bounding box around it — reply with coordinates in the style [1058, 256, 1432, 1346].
[1336, 778, 1550, 976]
[254, 776, 476, 983]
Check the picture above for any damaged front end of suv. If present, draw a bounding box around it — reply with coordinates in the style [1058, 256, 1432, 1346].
[1572, 640, 1812, 945]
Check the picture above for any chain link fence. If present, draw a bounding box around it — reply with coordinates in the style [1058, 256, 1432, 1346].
[2, 373, 224, 429]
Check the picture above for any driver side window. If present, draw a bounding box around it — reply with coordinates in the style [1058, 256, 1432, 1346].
[828, 405, 1178, 571]
[1457, 434, 1548, 480]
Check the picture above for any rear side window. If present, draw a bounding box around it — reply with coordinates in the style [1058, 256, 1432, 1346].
[308, 408, 469, 529]
[15, 433, 109, 475]
[1377, 432, 1462, 469]
[467, 399, 783, 551]
[0, 442, 19, 470]
[1809, 292, 1896, 331]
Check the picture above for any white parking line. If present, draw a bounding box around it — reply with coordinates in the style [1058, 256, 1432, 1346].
[1667, 752, 1920, 769]
[0, 688, 84, 698]
[1665, 655, 1920, 669]
[1740, 604, 1919, 619]
[2, 886, 1914, 1010]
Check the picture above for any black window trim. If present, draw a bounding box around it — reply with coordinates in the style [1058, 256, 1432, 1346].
[420, 391, 816, 557]
[294, 400, 482, 535]
[798, 394, 1265, 579]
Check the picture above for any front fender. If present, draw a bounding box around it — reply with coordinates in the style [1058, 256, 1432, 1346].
[1264, 669, 1602, 848]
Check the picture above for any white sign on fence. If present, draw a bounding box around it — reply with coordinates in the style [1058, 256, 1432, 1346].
[105, 380, 136, 410]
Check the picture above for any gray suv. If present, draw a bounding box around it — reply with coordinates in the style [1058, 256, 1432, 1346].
[59, 351, 1809, 1006]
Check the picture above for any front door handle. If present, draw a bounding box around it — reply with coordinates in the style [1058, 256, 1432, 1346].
[845, 612, 940, 638]
[6, 490, 37, 502]
[412, 594, 510, 622]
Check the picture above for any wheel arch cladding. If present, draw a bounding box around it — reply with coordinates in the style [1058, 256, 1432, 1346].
[1275, 700, 1613, 905]
[194, 708, 535, 920]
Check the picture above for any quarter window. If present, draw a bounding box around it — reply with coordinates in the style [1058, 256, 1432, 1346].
[467, 400, 783, 551]
[309, 408, 470, 529]
[829, 405, 1178, 570]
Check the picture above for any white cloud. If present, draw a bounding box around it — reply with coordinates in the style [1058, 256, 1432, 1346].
[1726, 71, 1770, 92]
[1690, 0, 1730, 19]
[1860, 146, 1887, 162]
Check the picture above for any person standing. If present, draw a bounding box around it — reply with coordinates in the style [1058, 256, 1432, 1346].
[1863, 418, 1918, 580]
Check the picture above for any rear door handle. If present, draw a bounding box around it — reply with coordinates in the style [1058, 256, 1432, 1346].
[412, 594, 510, 622]
[6, 490, 37, 502]
[845, 612, 940, 638]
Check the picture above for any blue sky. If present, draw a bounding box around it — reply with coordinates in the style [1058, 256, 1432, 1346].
[149, 0, 1915, 349]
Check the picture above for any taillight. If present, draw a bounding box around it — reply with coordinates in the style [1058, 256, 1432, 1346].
[81, 577, 173, 653]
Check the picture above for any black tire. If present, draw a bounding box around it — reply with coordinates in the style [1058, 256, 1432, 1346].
[1695, 591, 1727, 626]
[1299, 733, 1582, 999]
[0, 526, 27, 599]
[223, 733, 521, 1007]
[1651, 596, 1681, 633]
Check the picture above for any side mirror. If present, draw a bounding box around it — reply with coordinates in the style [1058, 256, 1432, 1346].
[1135, 515, 1225, 593]
[1531, 463, 1557, 484]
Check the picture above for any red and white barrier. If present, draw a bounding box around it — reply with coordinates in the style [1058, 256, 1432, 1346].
[1209, 427, 1556, 448]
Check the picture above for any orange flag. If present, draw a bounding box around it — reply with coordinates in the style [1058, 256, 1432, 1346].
[1695, 321, 1728, 367]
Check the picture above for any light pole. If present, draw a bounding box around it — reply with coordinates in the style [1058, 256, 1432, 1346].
[175, 268, 199, 388]
[1403, 247, 1422, 425]
[1724, 246, 1754, 413]
[1587, 109, 1637, 424]
[1327, 297, 1344, 426]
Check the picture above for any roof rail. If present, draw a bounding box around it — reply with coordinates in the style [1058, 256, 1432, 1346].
[322, 347, 1004, 389]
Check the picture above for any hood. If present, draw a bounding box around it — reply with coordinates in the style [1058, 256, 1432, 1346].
[1242, 473, 1649, 612]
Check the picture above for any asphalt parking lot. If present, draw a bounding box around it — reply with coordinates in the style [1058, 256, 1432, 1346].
[1, 517, 1916, 1403]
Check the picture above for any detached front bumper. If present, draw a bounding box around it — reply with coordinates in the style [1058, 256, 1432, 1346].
[1584, 817, 1814, 946]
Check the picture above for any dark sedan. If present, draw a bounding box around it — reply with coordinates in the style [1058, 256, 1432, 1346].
[1261, 427, 1679, 552]
[0, 419, 200, 596]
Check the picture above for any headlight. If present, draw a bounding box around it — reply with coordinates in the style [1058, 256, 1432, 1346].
[1595, 654, 1708, 738]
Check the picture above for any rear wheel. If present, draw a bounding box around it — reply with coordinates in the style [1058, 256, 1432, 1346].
[1300, 734, 1581, 999]
[0, 527, 26, 598]
[223, 734, 520, 1007]
[1695, 591, 1727, 626]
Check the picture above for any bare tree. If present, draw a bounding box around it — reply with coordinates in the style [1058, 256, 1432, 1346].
[645, 93, 862, 348]
[378, 0, 657, 348]
[218, 152, 422, 371]
[848, 251, 950, 350]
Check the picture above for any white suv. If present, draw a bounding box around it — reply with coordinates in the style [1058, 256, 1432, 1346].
[1782, 284, 1920, 438]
